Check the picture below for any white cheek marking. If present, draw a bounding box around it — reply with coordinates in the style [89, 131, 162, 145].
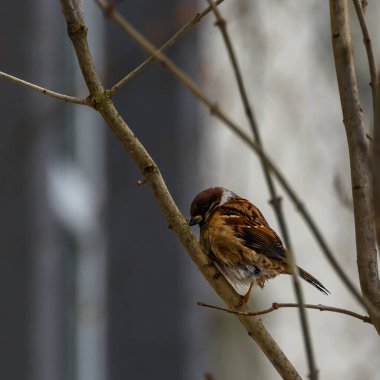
[219, 189, 236, 206]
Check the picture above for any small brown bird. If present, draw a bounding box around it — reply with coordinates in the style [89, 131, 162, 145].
[189, 187, 329, 302]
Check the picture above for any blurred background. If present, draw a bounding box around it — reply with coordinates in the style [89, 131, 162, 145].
[0, 1, 379, 379]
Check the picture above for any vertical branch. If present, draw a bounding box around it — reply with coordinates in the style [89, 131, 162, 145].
[352, 0, 377, 119]
[352, 0, 380, 292]
[374, 76, 380, 250]
[329, 0, 380, 333]
[206, 2, 318, 379]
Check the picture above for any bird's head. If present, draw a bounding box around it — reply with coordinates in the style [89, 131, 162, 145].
[189, 187, 236, 227]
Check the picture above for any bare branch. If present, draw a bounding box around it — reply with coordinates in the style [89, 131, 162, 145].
[61, 0, 103, 95]
[329, 0, 380, 333]
[204, 1, 292, 245]
[59, 1, 302, 378]
[96, 0, 370, 314]
[352, 0, 377, 115]
[93, 0, 226, 93]
[206, 1, 318, 378]
[350, 2, 379, 250]
[374, 74, 380, 252]
[198, 302, 373, 325]
[0, 70, 89, 106]
[361, 0, 368, 13]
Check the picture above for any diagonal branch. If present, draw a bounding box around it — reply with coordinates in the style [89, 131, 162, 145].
[0, 70, 89, 106]
[95, 0, 372, 315]
[198, 301, 373, 325]
[361, 0, 368, 13]
[329, 0, 380, 334]
[96, 0, 226, 93]
[206, 1, 317, 379]
[59, 1, 302, 378]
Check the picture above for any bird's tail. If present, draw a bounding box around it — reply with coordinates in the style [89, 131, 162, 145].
[298, 267, 330, 295]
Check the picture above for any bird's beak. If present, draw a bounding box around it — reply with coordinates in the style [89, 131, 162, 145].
[189, 215, 203, 226]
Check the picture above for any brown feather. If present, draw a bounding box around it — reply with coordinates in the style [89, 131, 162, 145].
[190, 187, 330, 296]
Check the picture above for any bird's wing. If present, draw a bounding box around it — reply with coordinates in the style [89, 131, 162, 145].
[237, 223, 286, 260]
[219, 198, 286, 261]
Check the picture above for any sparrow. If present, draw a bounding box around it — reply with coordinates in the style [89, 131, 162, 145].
[189, 187, 329, 303]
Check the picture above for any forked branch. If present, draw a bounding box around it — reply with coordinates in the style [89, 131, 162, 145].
[100, 0, 226, 93]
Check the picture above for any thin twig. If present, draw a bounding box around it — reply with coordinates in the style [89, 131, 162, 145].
[206, 2, 317, 379]
[204, 1, 292, 246]
[95, 0, 259, 149]
[352, 0, 379, 251]
[96, 0, 226, 93]
[60, 1, 302, 378]
[198, 301, 373, 324]
[0, 70, 89, 106]
[96, 0, 371, 315]
[352, 0, 377, 116]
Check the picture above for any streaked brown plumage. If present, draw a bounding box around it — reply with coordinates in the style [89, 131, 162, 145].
[189, 187, 329, 301]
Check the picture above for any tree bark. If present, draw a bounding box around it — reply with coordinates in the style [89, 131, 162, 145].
[329, 0, 380, 333]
